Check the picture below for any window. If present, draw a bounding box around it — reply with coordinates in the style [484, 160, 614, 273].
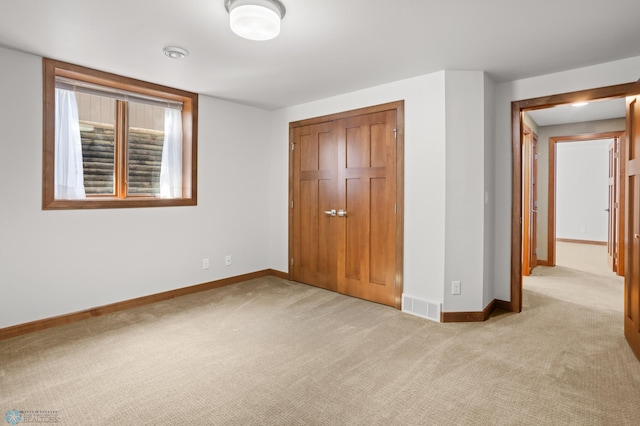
[43, 58, 198, 209]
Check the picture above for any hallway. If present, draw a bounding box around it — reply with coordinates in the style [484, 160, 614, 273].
[523, 241, 623, 312]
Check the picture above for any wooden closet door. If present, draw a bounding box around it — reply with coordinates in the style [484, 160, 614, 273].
[335, 110, 398, 306]
[291, 121, 339, 291]
[289, 101, 403, 309]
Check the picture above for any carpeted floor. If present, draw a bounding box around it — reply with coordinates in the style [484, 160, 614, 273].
[1, 248, 639, 425]
[525, 241, 624, 312]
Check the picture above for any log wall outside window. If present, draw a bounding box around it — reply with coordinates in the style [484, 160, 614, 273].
[79, 121, 164, 195]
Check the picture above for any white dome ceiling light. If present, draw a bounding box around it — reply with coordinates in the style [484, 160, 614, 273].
[225, 0, 286, 41]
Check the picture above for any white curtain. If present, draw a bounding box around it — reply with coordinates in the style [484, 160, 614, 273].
[55, 88, 86, 199]
[160, 108, 183, 198]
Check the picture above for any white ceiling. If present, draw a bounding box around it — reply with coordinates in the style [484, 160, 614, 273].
[527, 97, 627, 127]
[1, 0, 639, 110]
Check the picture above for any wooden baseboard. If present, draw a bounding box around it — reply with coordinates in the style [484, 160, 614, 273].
[536, 260, 552, 266]
[494, 299, 512, 311]
[441, 298, 511, 322]
[0, 269, 289, 341]
[268, 269, 290, 280]
[556, 238, 607, 246]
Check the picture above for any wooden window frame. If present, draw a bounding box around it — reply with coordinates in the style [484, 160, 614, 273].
[42, 58, 198, 209]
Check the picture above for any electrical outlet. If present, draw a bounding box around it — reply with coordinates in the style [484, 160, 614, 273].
[579, 227, 586, 234]
[452, 281, 461, 295]
[202, 258, 210, 270]
[225, 255, 232, 266]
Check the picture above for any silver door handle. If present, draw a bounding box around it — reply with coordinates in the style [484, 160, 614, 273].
[531, 210, 537, 213]
[324, 209, 336, 217]
[337, 210, 347, 217]
[605, 208, 610, 212]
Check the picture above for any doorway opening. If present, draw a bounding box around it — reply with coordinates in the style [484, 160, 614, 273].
[524, 129, 625, 312]
[545, 132, 625, 273]
[510, 82, 634, 312]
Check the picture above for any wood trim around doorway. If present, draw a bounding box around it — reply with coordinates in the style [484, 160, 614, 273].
[547, 131, 624, 267]
[510, 83, 633, 313]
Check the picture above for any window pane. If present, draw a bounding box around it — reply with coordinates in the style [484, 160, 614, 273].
[77, 92, 116, 195]
[127, 102, 166, 196]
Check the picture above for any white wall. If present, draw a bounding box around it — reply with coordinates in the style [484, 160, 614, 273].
[534, 119, 625, 260]
[0, 46, 273, 328]
[443, 71, 489, 312]
[268, 72, 448, 305]
[483, 74, 496, 308]
[556, 139, 610, 242]
[494, 55, 640, 301]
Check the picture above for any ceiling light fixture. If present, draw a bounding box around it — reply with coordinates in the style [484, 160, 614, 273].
[163, 46, 189, 59]
[225, 0, 286, 41]
[571, 102, 588, 107]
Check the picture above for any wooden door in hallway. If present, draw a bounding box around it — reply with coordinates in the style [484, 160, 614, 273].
[608, 138, 621, 273]
[608, 139, 616, 271]
[522, 125, 538, 275]
[625, 88, 640, 361]
[290, 102, 404, 308]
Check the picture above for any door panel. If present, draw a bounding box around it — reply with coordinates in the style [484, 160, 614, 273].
[298, 180, 318, 271]
[370, 177, 389, 285]
[625, 90, 640, 361]
[344, 178, 366, 281]
[292, 122, 338, 291]
[346, 126, 368, 168]
[337, 110, 397, 306]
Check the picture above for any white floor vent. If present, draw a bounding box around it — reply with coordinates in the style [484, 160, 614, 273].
[402, 294, 441, 322]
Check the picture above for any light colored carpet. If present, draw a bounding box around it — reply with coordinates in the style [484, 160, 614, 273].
[1, 264, 639, 424]
[525, 241, 624, 312]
